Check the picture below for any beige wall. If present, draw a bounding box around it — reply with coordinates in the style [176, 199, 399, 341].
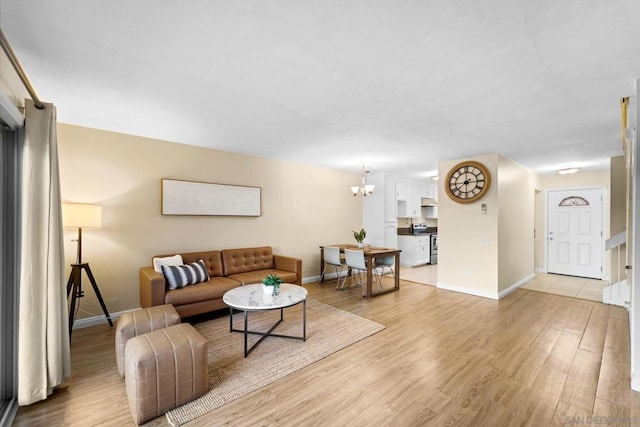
[610, 155, 627, 281]
[540, 170, 610, 190]
[534, 188, 544, 269]
[58, 124, 362, 319]
[438, 154, 537, 297]
[497, 156, 537, 292]
[438, 154, 499, 297]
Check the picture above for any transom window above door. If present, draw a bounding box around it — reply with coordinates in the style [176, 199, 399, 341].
[558, 196, 589, 207]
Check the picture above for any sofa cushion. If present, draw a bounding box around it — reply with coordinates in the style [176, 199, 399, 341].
[161, 260, 209, 290]
[221, 247, 275, 276]
[226, 269, 297, 286]
[164, 277, 241, 306]
[152, 254, 183, 273]
[179, 251, 225, 278]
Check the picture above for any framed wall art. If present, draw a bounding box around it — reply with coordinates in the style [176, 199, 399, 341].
[161, 178, 262, 216]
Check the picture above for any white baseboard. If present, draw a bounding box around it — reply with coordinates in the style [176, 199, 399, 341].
[303, 271, 342, 284]
[72, 307, 139, 329]
[437, 273, 535, 301]
[437, 282, 499, 300]
[632, 371, 640, 392]
[303, 275, 320, 284]
[602, 279, 630, 308]
[72, 270, 370, 328]
[498, 273, 535, 299]
[534, 267, 546, 274]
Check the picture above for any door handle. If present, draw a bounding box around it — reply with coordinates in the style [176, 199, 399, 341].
[626, 265, 633, 270]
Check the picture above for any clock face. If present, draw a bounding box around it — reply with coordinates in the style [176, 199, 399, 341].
[445, 161, 491, 203]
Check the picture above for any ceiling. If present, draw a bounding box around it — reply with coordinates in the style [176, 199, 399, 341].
[2, 1, 640, 179]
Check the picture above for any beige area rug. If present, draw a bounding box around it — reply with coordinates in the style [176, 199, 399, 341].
[166, 298, 385, 426]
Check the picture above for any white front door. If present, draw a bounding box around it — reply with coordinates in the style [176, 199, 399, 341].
[547, 188, 603, 279]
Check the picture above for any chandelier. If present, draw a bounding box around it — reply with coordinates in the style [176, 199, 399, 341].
[351, 164, 375, 197]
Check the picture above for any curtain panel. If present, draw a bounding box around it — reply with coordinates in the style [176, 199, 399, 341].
[18, 99, 70, 406]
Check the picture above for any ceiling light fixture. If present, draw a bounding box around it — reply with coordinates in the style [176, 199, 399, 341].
[557, 167, 580, 175]
[351, 164, 375, 197]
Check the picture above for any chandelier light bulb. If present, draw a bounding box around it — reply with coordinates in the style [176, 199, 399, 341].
[351, 164, 375, 197]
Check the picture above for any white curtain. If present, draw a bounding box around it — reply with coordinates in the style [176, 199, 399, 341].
[18, 99, 70, 406]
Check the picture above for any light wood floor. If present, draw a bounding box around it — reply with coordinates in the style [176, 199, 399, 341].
[13, 278, 640, 426]
[400, 264, 609, 303]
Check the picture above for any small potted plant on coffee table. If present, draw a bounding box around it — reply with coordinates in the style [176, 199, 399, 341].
[352, 228, 367, 248]
[262, 274, 283, 296]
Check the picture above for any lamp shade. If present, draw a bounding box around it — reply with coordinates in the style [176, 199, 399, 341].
[62, 203, 102, 229]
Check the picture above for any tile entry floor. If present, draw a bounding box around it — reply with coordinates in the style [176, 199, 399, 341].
[521, 273, 608, 302]
[399, 264, 608, 303]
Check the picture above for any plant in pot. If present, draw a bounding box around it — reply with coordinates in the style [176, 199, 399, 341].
[262, 274, 283, 296]
[352, 228, 367, 248]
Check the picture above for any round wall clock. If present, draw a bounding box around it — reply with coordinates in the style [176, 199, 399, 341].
[444, 160, 491, 204]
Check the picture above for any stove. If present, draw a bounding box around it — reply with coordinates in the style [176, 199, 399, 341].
[412, 223, 428, 234]
[430, 233, 438, 264]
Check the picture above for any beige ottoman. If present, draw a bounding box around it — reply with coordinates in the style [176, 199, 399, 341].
[115, 304, 181, 377]
[124, 323, 208, 425]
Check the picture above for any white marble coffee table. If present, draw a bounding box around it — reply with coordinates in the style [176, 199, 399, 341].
[222, 283, 308, 357]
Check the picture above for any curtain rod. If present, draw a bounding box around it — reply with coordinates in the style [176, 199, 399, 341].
[0, 28, 44, 109]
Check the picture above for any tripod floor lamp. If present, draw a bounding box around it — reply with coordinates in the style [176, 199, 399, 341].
[63, 203, 113, 338]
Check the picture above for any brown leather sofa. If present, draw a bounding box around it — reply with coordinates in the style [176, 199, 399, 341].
[139, 246, 302, 318]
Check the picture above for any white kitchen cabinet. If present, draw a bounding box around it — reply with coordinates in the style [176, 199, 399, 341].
[363, 172, 398, 247]
[384, 174, 396, 222]
[421, 183, 437, 199]
[398, 235, 430, 267]
[398, 180, 421, 218]
[416, 239, 430, 265]
[407, 181, 421, 217]
[396, 178, 408, 201]
[384, 222, 398, 249]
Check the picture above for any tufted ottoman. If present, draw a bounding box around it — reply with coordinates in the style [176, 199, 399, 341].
[124, 323, 208, 425]
[115, 304, 181, 377]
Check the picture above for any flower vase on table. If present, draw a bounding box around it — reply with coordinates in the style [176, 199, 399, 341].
[353, 228, 367, 249]
[262, 284, 281, 296]
[262, 274, 283, 296]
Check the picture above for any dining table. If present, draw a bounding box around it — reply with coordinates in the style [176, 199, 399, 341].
[319, 244, 401, 298]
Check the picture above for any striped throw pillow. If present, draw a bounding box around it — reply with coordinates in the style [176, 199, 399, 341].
[161, 260, 209, 290]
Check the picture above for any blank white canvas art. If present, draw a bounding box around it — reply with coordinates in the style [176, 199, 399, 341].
[161, 179, 261, 216]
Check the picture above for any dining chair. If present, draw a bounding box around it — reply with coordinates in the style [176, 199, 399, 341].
[321, 246, 347, 289]
[373, 256, 395, 289]
[343, 249, 367, 290]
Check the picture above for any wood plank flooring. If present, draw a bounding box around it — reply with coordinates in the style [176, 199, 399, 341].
[12, 279, 640, 426]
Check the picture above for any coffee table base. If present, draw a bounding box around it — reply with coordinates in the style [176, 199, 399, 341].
[229, 300, 306, 357]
